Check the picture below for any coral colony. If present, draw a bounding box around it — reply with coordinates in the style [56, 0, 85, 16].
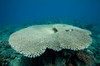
[9, 24, 92, 57]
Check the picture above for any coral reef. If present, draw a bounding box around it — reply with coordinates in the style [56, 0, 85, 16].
[76, 50, 94, 65]
[0, 55, 8, 66]
[9, 24, 92, 58]
[0, 19, 99, 66]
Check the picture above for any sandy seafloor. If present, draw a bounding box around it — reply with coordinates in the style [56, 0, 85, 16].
[0, 19, 100, 66]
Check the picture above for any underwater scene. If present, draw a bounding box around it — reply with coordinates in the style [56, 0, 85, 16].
[0, 0, 100, 66]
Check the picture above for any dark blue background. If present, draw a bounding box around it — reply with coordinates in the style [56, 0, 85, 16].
[0, 0, 100, 26]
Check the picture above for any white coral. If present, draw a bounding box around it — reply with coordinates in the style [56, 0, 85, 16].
[9, 24, 92, 58]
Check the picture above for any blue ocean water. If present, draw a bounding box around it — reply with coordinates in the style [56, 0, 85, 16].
[0, 0, 100, 66]
[0, 0, 100, 27]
